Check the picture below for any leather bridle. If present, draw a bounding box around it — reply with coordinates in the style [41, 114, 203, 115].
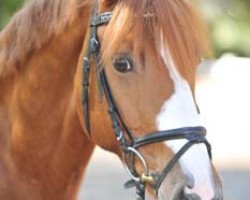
[82, 2, 212, 200]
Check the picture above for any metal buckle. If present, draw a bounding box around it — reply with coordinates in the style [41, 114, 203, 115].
[91, 12, 113, 26]
[123, 147, 150, 183]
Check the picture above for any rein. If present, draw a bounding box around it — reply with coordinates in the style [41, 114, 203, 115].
[82, 2, 212, 200]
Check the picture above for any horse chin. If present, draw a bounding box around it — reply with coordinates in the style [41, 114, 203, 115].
[158, 180, 186, 200]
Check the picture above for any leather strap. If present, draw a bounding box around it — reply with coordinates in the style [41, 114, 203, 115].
[154, 139, 211, 191]
[133, 126, 207, 148]
[82, 4, 112, 134]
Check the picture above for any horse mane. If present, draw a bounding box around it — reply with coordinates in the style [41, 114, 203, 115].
[0, 0, 89, 77]
[101, 0, 211, 80]
[0, 0, 210, 78]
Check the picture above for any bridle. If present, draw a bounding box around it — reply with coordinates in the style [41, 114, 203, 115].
[82, 2, 212, 200]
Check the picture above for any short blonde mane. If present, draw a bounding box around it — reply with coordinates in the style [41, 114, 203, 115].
[101, 0, 210, 79]
[0, 0, 88, 77]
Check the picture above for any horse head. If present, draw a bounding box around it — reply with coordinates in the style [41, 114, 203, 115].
[75, 0, 223, 199]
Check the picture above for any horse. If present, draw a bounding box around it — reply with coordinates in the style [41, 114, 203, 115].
[0, 0, 223, 199]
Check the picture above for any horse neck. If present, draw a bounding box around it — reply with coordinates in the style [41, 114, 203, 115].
[0, 3, 95, 200]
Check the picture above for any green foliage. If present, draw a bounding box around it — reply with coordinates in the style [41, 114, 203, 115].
[0, 0, 24, 29]
[0, 0, 249, 57]
[199, 0, 250, 57]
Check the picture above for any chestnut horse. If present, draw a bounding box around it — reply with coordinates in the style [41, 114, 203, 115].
[0, 0, 222, 199]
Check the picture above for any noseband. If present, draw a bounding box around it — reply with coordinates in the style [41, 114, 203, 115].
[82, 3, 212, 200]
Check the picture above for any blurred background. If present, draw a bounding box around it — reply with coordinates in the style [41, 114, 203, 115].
[1, 0, 249, 199]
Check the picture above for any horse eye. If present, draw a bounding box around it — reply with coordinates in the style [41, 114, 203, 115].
[113, 58, 133, 73]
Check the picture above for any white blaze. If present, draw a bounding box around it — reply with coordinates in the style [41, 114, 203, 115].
[157, 36, 215, 199]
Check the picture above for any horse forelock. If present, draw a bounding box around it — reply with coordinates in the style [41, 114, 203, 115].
[0, 0, 89, 78]
[0, 0, 211, 79]
[101, 0, 211, 81]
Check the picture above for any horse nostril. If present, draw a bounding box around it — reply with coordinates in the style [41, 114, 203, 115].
[184, 192, 201, 200]
[185, 173, 195, 189]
